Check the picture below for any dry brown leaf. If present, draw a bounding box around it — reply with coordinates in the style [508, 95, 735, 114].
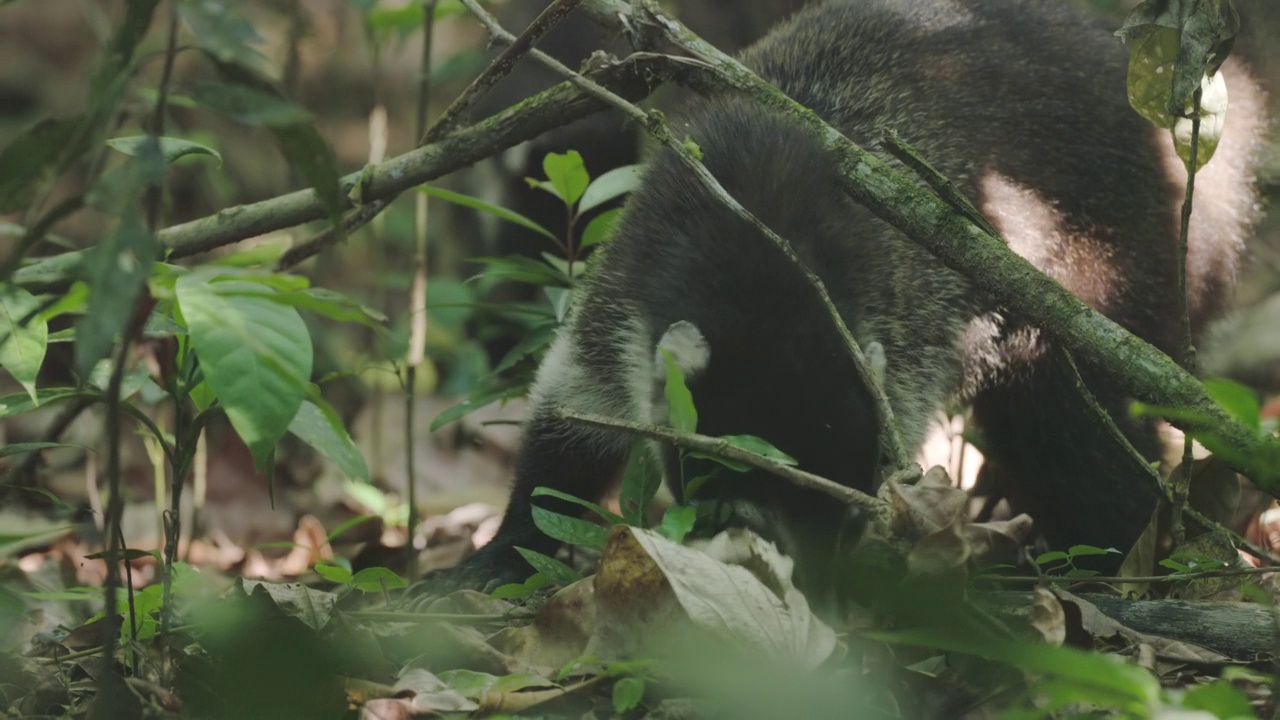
[1053, 589, 1228, 668]
[1029, 587, 1066, 646]
[885, 466, 967, 539]
[592, 526, 836, 667]
[965, 514, 1034, 567]
[907, 522, 971, 578]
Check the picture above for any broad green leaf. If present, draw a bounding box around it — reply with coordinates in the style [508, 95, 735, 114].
[1204, 377, 1260, 432]
[580, 208, 620, 250]
[193, 82, 312, 126]
[235, 287, 387, 328]
[240, 579, 336, 631]
[75, 137, 165, 379]
[540, 151, 589, 206]
[469, 255, 572, 288]
[721, 434, 797, 465]
[0, 118, 82, 214]
[657, 505, 696, 544]
[661, 348, 697, 433]
[619, 446, 662, 526]
[420, 185, 557, 243]
[106, 135, 222, 165]
[176, 0, 271, 73]
[0, 289, 48, 403]
[1067, 545, 1121, 558]
[274, 125, 345, 239]
[515, 547, 581, 587]
[350, 567, 408, 592]
[1180, 679, 1255, 718]
[0, 442, 81, 458]
[533, 486, 625, 526]
[531, 506, 609, 551]
[0, 388, 81, 419]
[313, 561, 353, 585]
[877, 629, 1159, 713]
[489, 572, 553, 600]
[365, 0, 466, 37]
[492, 321, 557, 374]
[579, 165, 642, 214]
[74, 217, 160, 379]
[429, 375, 528, 431]
[612, 677, 645, 714]
[288, 398, 370, 482]
[176, 272, 313, 469]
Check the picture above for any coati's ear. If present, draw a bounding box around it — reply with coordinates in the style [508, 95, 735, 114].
[654, 320, 711, 383]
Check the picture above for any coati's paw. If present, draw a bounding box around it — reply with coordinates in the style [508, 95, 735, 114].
[404, 546, 535, 608]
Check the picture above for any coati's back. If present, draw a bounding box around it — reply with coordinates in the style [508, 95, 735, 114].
[434, 0, 1263, 595]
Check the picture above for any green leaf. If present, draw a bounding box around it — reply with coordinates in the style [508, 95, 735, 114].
[350, 567, 408, 592]
[580, 208, 620, 250]
[0, 388, 81, 419]
[533, 486, 625, 525]
[176, 0, 271, 73]
[531, 506, 609, 551]
[106, 135, 222, 165]
[540, 151, 589, 206]
[619, 446, 662, 526]
[1067, 545, 1120, 558]
[429, 375, 528, 431]
[1178, 681, 1254, 720]
[420, 185, 557, 243]
[0, 118, 82, 214]
[273, 125, 345, 240]
[75, 139, 164, 379]
[579, 165, 642, 214]
[661, 348, 697, 433]
[721, 434, 797, 465]
[313, 561, 353, 585]
[0, 289, 48, 404]
[0, 442, 82, 458]
[469, 255, 573, 289]
[365, 0, 466, 37]
[657, 505, 696, 544]
[326, 515, 375, 542]
[176, 272, 313, 469]
[612, 677, 646, 713]
[877, 629, 1160, 713]
[489, 572, 553, 600]
[193, 82, 312, 126]
[515, 547, 581, 587]
[1204, 377, 1261, 432]
[492, 321, 557, 374]
[288, 398, 370, 482]
[1035, 551, 1069, 565]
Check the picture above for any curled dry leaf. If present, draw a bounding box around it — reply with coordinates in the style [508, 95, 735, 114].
[965, 514, 1034, 567]
[906, 522, 971, 579]
[591, 526, 836, 667]
[1030, 586, 1066, 647]
[884, 465, 968, 539]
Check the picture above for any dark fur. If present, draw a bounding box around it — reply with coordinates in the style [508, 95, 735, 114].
[437, 0, 1262, 594]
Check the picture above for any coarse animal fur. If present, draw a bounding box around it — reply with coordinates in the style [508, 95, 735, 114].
[435, 0, 1265, 595]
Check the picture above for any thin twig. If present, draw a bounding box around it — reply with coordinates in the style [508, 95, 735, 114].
[557, 409, 886, 516]
[425, 0, 586, 144]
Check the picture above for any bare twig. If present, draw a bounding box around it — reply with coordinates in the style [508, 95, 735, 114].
[426, 0, 586, 144]
[557, 409, 886, 517]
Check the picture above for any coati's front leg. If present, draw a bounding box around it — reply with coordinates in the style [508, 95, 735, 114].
[426, 302, 652, 591]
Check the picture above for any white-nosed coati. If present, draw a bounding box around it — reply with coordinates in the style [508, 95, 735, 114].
[434, 0, 1264, 595]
